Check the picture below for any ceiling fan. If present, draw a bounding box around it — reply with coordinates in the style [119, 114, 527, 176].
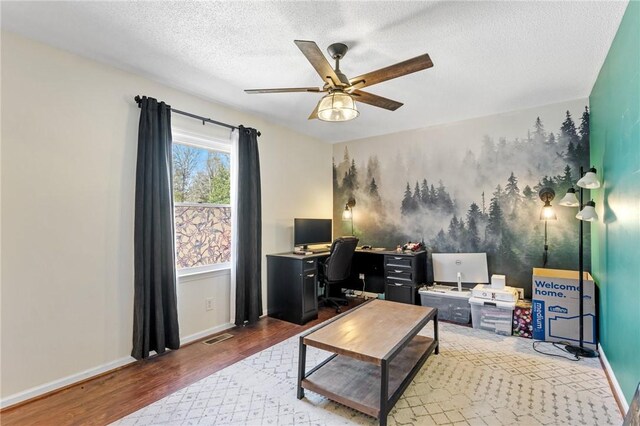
[244, 40, 433, 122]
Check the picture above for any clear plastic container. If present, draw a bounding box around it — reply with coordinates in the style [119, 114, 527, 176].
[419, 289, 471, 324]
[469, 297, 516, 335]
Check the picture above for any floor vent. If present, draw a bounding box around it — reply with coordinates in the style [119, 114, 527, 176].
[203, 333, 233, 345]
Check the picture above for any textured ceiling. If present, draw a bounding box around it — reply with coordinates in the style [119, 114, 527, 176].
[1, 1, 628, 143]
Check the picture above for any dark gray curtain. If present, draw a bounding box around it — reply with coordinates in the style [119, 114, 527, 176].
[132, 96, 180, 360]
[235, 126, 263, 325]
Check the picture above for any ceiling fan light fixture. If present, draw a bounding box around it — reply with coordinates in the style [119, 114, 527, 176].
[317, 91, 359, 122]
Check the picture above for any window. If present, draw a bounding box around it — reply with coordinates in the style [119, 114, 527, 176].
[172, 131, 232, 274]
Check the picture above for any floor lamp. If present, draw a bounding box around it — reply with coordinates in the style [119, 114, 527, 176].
[342, 197, 356, 236]
[558, 166, 600, 358]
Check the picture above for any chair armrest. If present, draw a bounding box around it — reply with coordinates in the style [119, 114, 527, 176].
[318, 256, 330, 281]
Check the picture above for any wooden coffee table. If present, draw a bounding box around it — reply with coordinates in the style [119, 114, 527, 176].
[297, 299, 438, 426]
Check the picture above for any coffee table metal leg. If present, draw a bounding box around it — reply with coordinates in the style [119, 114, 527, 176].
[434, 312, 439, 355]
[380, 359, 389, 426]
[297, 336, 306, 399]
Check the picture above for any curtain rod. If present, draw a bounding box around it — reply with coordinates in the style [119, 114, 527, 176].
[134, 95, 260, 137]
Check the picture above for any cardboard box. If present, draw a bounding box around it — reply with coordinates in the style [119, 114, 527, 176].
[491, 274, 506, 289]
[532, 268, 596, 350]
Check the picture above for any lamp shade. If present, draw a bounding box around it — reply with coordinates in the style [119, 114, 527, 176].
[558, 188, 580, 207]
[577, 167, 601, 189]
[342, 205, 352, 220]
[317, 91, 359, 122]
[540, 202, 557, 220]
[576, 200, 598, 221]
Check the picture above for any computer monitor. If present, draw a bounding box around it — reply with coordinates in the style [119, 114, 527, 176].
[432, 253, 489, 291]
[294, 218, 332, 249]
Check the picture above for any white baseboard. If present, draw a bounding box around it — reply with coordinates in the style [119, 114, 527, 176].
[599, 343, 630, 414]
[1, 323, 235, 410]
[180, 323, 234, 345]
[0, 355, 135, 409]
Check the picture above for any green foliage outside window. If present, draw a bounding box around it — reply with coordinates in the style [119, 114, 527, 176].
[172, 144, 230, 204]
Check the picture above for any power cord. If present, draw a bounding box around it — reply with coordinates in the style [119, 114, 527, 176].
[350, 277, 368, 299]
[532, 340, 582, 361]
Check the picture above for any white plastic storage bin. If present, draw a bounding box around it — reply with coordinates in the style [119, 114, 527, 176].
[419, 288, 471, 324]
[469, 297, 515, 335]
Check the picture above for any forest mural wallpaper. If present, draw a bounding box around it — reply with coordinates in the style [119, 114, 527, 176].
[333, 99, 591, 297]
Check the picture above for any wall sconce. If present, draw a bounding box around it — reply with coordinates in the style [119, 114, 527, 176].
[538, 187, 556, 267]
[342, 197, 356, 235]
[558, 166, 601, 358]
[539, 188, 557, 221]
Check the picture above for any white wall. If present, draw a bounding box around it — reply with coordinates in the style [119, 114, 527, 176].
[178, 270, 232, 344]
[0, 32, 332, 404]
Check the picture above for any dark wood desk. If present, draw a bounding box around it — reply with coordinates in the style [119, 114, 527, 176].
[266, 252, 328, 325]
[297, 299, 439, 425]
[266, 249, 427, 325]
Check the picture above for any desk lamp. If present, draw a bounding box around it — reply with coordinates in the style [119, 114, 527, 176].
[558, 166, 600, 358]
[342, 197, 356, 236]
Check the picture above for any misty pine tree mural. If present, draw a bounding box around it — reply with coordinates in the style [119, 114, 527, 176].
[333, 102, 591, 297]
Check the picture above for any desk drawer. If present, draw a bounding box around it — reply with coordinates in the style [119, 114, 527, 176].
[385, 281, 416, 304]
[302, 258, 317, 272]
[386, 278, 417, 287]
[384, 255, 413, 269]
[386, 270, 413, 282]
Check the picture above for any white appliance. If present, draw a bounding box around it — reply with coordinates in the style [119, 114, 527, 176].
[471, 284, 519, 303]
[491, 274, 506, 289]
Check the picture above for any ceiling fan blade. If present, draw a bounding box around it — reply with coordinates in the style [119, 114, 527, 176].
[349, 54, 433, 89]
[345, 80, 367, 93]
[294, 40, 342, 88]
[244, 87, 322, 94]
[351, 90, 403, 111]
[308, 102, 319, 120]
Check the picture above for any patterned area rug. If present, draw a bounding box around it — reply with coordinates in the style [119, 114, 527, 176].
[115, 322, 621, 426]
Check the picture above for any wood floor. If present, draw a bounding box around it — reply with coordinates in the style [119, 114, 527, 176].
[0, 301, 360, 426]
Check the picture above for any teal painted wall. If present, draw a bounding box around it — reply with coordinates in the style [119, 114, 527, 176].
[590, 1, 640, 405]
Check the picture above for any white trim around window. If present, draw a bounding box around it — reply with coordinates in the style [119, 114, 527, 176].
[173, 128, 231, 153]
[177, 263, 231, 280]
[172, 127, 233, 280]
[176, 202, 231, 208]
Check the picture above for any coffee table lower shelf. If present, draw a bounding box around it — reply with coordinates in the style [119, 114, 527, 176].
[301, 335, 436, 419]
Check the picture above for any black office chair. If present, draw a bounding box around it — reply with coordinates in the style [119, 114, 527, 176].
[318, 236, 359, 313]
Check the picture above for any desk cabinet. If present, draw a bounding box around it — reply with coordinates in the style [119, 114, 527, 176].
[267, 254, 322, 325]
[384, 252, 426, 305]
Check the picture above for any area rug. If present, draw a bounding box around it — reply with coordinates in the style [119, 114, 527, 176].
[114, 322, 621, 425]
